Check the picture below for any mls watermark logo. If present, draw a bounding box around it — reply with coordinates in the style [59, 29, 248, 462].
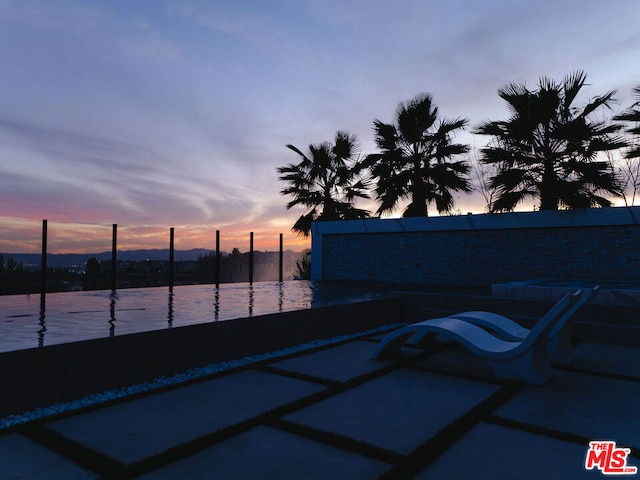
[585, 441, 638, 475]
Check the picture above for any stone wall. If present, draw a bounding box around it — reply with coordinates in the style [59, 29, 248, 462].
[310, 207, 640, 287]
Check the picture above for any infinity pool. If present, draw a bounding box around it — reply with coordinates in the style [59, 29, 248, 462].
[0, 281, 389, 353]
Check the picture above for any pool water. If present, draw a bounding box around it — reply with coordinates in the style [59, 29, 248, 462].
[0, 281, 388, 353]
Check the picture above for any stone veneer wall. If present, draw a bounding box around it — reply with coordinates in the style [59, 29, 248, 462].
[310, 207, 640, 286]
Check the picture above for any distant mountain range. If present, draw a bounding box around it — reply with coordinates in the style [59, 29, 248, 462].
[1, 248, 216, 269]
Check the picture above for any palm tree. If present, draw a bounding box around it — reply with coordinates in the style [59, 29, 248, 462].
[277, 130, 370, 236]
[475, 71, 626, 212]
[364, 93, 472, 217]
[614, 84, 640, 159]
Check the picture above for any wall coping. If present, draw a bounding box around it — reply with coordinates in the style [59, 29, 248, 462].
[310, 206, 640, 280]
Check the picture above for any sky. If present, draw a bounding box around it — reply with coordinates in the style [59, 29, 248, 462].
[1, 0, 639, 254]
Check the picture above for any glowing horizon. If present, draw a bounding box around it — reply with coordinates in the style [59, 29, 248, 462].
[0, 216, 311, 255]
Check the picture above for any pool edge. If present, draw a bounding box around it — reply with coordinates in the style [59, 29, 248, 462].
[0, 297, 404, 419]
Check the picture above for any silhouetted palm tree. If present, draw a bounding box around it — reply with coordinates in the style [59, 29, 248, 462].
[614, 84, 640, 160]
[278, 131, 370, 236]
[365, 93, 471, 217]
[475, 71, 626, 212]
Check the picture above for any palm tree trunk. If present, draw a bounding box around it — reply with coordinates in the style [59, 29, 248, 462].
[539, 161, 559, 210]
[406, 175, 429, 217]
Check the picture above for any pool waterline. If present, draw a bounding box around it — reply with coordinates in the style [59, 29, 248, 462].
[0, 281, 391, 354]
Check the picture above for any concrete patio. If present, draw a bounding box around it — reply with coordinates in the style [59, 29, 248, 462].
[1, 326, 639, 479]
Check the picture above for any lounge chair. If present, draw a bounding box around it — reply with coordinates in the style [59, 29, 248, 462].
[446, 285, 599, 365]
[371, 291, 582, 385]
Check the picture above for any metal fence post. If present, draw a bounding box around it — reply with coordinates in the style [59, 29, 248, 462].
[279, 233, 283, 282]
[41, 219, 47, 294]
[215, 230, 220, 288]
[169, 227, 175, 290]
[249, 231, 254, 285]
[111, 224, 117, 291]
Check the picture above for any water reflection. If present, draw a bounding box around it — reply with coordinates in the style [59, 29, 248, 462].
[38, 292, 46, 347]
[248, 284, 254, 317]
[167, 289, 174, 328]
[109, 291, 117, 337]
[214, 287, 220, 321]
[1, 281, 390, 354]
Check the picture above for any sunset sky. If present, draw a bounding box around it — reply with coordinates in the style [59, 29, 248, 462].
[1, 0, 639, 254]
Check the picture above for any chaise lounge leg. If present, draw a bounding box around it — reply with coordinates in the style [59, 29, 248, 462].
[548, 332, 574, 366]
[371, 329, 418, 359]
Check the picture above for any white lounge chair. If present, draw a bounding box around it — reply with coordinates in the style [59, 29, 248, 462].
[371, 291, 581, 385]
[447, 285, 599, 365]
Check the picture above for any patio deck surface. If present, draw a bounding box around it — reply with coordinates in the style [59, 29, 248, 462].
[1, 330, 639, 479]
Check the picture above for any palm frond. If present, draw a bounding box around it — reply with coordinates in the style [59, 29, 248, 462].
[490, 189, 535, 213]
[285, 144, 308, 159]
[291, 211, 318, 237]
[581, 89, 617, 117]
[561, 70, 587, 109]
[333, 130, 359, 161]
[437, 117, 469, 135]
[396, 93, 437, 145]
[372, 120, 399, 152]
